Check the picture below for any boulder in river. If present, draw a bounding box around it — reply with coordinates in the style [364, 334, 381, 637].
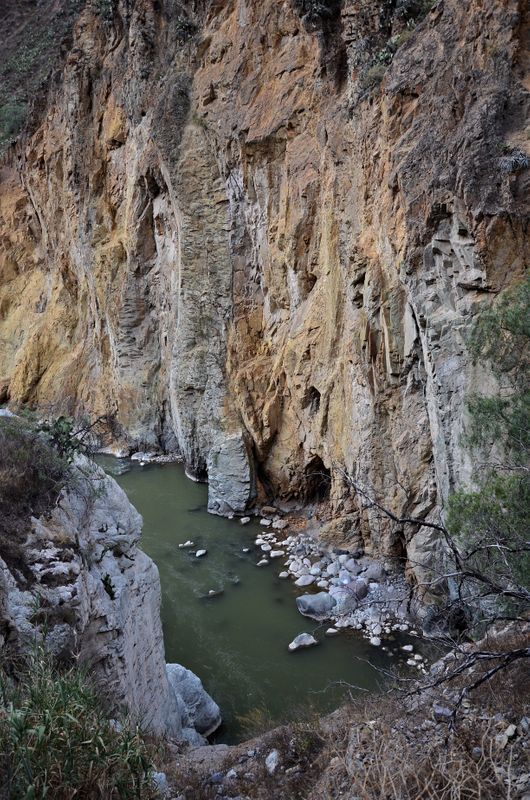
[296, 592, 337, 619]
[288, 633, 319, 652]
[166, 664, 221, 736]
[195, 549, 207, 558]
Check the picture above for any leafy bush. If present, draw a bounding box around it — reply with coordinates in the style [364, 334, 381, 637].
[0, 415, 86, 579]
[0, 646, 159, 799]
[175, 15, 197, 43]
[93, 0, 116, 23]
[0, 101, 28, 142]
[292, 0, 341, 25]
[0, 417, 69, 521]
[360, 62, 388, 90]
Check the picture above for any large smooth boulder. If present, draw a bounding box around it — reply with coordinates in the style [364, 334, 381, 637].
[296, 592, 336, 619]
[166, 664, 221, 736]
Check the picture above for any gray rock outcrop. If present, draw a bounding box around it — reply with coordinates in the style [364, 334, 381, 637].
[0, 457, 220, 742]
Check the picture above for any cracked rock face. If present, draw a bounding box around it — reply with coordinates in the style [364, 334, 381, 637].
[0, 0, 528, 574]
[0, 458, 220, 742]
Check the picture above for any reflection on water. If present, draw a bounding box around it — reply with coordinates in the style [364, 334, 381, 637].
[98, 457, 415, 743]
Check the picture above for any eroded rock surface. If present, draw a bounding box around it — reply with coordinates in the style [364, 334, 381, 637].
[0, 458, 219, 742]
[0, 0, 528, 575]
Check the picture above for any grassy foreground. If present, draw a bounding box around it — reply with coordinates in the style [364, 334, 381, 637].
[0, 646, 159, 800]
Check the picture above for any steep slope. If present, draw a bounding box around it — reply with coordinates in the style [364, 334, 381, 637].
[0, 0, 528, 579]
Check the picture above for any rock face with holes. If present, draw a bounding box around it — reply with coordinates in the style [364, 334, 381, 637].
[0, 457, 220, 743]
[0, 1, 528, 574]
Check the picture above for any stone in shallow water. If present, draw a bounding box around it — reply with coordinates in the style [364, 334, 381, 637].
[288, 633, 318, 652]
[195, 549, 207, 558]
[240, 517, 251, 525]
[257, 558, 269, 567]
[270, 550, 285, 558]
[178, 540, 195, 548]
[369, 636, 382, 646]
[278, 571, 289, 579]
[272, 519, 288, 530]
[261, 544, 272, 552]
[325, 627, 339, 636]
[260, 518, 272, 527]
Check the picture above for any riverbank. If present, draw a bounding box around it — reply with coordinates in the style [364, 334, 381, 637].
[100, 457, 430, 743]
[161, 622, 530, 800]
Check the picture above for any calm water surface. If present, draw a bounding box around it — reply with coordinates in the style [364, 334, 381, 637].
[99, 457, 415, 743]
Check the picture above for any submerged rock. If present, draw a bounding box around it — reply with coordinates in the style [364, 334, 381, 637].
[288, 633, 319, 652]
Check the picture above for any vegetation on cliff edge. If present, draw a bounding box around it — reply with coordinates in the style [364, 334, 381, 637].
[0, 645, 159, 800]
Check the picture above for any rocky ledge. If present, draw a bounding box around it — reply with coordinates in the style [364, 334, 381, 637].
[0, 456, 220, 744]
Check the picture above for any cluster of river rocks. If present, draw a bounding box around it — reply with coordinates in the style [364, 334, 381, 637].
[247, 510, 427, 670]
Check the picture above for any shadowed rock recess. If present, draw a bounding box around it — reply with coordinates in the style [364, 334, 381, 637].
[0, 0, 528, 576]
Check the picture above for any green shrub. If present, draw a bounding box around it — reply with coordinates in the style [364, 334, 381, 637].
[360, 62, 388, 90]
[0, 646, 159, 799]
[0, 415, 83, 579]
[0, 101, 28, 142]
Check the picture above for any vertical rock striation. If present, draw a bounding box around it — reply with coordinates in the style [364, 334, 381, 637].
[0, 0, 528, 569]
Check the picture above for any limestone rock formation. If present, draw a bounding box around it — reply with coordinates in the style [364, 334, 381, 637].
[0, 457, 220, 742]
[0, 0, 528, 575]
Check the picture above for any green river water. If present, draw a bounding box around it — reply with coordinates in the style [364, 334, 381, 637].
[99, 457, 417, 743]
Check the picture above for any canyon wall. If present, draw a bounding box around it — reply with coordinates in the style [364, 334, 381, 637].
[0, 0, 528, 570]
[0, 455, 220, 742]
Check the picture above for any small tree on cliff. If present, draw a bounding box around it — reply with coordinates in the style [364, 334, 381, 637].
[446, 274, 530, 623]
[341, 276, 529, 705]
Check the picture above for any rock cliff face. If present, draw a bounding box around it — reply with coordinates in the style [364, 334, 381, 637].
[0, 1, 528, 570]
[0, 457, 220, 742]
